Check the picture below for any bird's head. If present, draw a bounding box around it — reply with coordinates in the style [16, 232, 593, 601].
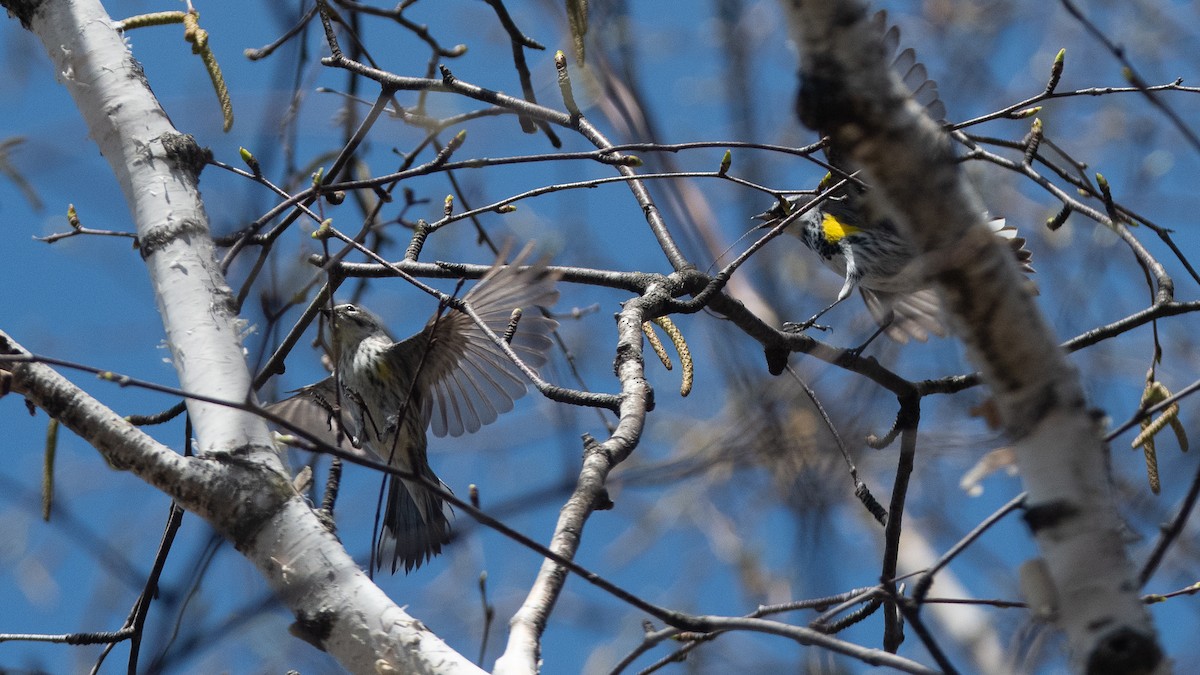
[752, 196, 804, 227]
[321, 303, 388, 354]
[755, 195, 864, 247]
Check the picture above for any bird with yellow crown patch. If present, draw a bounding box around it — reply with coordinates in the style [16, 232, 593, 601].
[757, 190, 1035, 343]
[756, 10, 1035, 344]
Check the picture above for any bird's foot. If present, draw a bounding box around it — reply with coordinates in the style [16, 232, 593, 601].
[841, 342, 868, 362]
[783, 318, 830, 334]
[843, 322, 888, 360]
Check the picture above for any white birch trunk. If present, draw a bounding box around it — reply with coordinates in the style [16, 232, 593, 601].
[776, 1, 1165, 671]
[3, 1, 484, 672]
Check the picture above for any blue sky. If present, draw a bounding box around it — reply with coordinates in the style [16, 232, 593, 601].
[2, 1, 1199, 673]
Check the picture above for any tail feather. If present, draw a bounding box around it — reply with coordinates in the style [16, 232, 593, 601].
[379, 475, 452, 574]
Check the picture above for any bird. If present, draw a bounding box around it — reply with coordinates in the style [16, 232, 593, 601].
[757, 191, 1035, 343]
[755, 11, 1034, 343]
[270, 244, 560, 572]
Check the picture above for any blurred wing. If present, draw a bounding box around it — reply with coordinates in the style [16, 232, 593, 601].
[824, 13, 948, 179]
[877, 11, 948, 122]
[391, 243, 560, 438]
[987, 216, 1038, 285]
[861, 287, 947, 343]
[860, 218, 1035, 343]
[265, 377, 364, 454]
[894, 46, 947, 123]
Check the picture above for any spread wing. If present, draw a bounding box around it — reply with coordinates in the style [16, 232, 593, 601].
[877, 11, 947, 122]
[389, 243, 561, 438]
[265, 376, 366, 455]
[822, 12, 949, 196]
[860, 217, 1037, 343]
[988, 216, 1038, 282]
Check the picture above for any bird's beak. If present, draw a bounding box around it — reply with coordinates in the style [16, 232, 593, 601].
[318, 307, 333, 319]
[754, 211, 784, 230]
[752, 199, 793, 225]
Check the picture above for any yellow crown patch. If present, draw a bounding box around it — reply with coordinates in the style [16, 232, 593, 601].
[821, 212, 860, 243]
